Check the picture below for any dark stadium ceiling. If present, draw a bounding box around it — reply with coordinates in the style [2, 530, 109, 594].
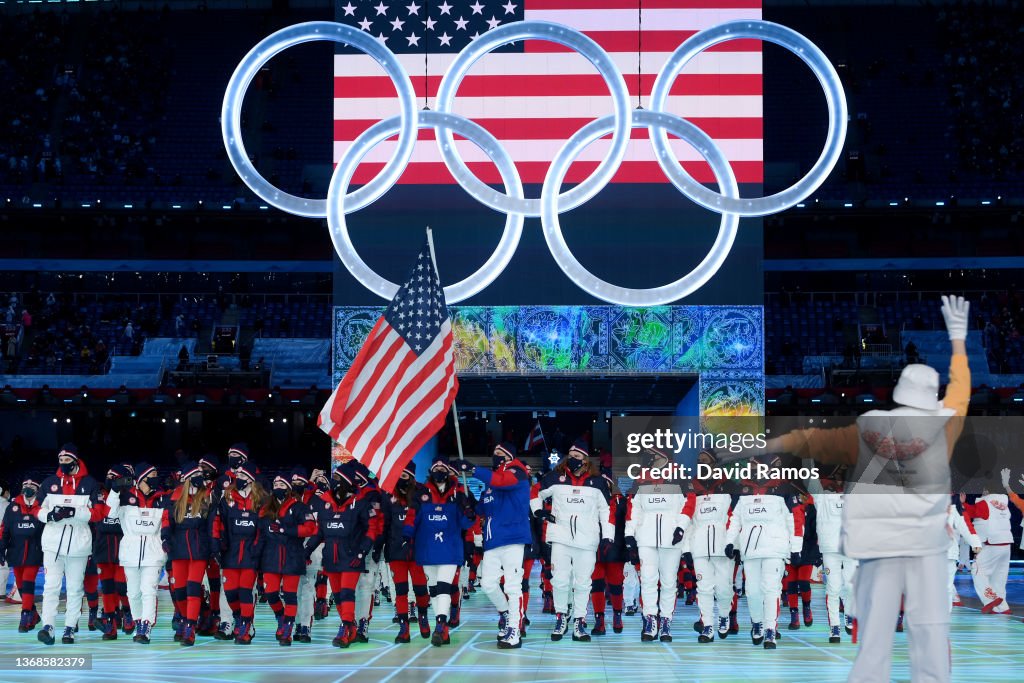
[454, 374, 697, 412]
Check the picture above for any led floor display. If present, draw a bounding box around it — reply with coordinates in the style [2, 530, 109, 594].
[0, 573, 1019, 682]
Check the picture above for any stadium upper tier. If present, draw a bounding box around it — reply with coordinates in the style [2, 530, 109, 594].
[1, 5, 1022, 206]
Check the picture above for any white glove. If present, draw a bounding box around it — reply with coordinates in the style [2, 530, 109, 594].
[940, 295, 969, 341]
[1001, 467, 1012, 491]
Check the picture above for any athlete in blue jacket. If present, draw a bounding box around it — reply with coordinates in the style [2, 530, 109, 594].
[404, 456, 475, 646]
[455, 441, 531, 648]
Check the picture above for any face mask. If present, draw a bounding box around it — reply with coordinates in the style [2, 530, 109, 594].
[145, 476, 161, 491]
[190, 476, 206, 489]
[492, 455, 508, 469]
[235, 478, 250, 491]
[314, 478, 329, 492]
[567, 458, 585, 473]
[59, 462, 75, 475]
[203, 469, 216, 481]
[273, 489, 288, 501]
[332, 481, 351, 498]
[291, 483, 306, 495]
[397, 477, 413, 491]
[228, 456, 243, 469]
[431, 470, 448, 484]
[23, 487, 37, 498]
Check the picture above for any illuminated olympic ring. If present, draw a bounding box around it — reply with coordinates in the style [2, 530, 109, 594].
[223, 19, 847, 305]
[327, 109, 525, 304]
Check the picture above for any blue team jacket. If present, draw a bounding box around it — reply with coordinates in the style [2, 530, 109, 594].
[474, 459, 533, 551]
[404, 478, 474, 566]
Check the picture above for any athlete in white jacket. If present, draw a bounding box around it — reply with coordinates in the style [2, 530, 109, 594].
[946, 505, 980, 615]
[531, 441, 612, 643]
[814, 466, 858, 643]
[966, 476, 1014, 614]
[625, 449, 694, 643]
[104, 462, 168, 644]
[724, 476, 802, 650]
[685, 453, 737, 643]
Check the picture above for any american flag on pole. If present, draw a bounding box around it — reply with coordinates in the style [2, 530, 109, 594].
[524, 420, 545, 451]
[318, 234, 458, 491]
[334, 0, 763, 186]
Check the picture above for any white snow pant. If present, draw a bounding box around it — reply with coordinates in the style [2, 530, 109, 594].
[480, 544, 524, 628]
[356, 557, 381, 622]
[297, 546, 323, 628]
[623, 562, 640, 606]
[743, 557, 785, 632]
[42, 551, 89, 629]
[694, 555, 734, 625]
[970, 544, 1010, 613]
[823, 552, 858, 626]
[550, 543, 596, 618]
[0, 562, 8, 596]
[849, 553, 949, 683]
[638, 545, 682, 619]
[946, 560, 959, 613]
[423, 564, 458, 618]
[124, 565, 161, 625]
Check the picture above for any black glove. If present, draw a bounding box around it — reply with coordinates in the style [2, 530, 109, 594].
[683, 552, 694, 567]
[624, 536, 640, 566]
[47, 506, 70, 522]
[162, 540, 172, 556]
[672, 527, 685, 546]
[269, 522, 284, 534]
[453, 459, 473, 474]
[118, 490, 133, 506]
[540, 541, 552, 564]
[399, 537, 413, 561]
[789, 552, 801, 566]
[598, 538, 614, 562]
[113, 477, 133, 493]
[350, 552, 365, 569]
[532, 508, 556, 524]
[814, 556, 823, 568]
[724, 543, 737, 560]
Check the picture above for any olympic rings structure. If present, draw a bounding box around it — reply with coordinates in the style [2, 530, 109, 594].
[222, 19, 847, 306]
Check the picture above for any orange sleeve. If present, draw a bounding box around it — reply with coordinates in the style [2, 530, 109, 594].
[942, 354, 971, 455]
[777, 425, 859, 466]
[1007, 491, 1024, 514]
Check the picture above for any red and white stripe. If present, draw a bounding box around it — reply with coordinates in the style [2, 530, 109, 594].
[318, 317, 459, 492]
[333, 0, 763, 185]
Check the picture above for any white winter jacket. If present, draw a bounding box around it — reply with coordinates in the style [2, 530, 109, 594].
[105, 490, 168, 568]
[625, 483, 693, 549]
[532, 471, 612, 551]
[37, 494, 94, 558]
[684, 492, 733, 558]
[947, 509, 979, 561]
[969, 494, 1013, 545]
[724, 494, 801, 560]
[815, 492, 845, 555]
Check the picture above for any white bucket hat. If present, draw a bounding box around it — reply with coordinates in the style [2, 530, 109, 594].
[892, 364, 941, 411]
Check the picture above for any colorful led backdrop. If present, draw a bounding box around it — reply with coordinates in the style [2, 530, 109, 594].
[333, 305, 764, 415]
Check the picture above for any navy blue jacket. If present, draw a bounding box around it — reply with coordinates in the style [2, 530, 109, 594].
[215, 492, 263, 570]
[259, 497, 317, 576]
[404, 479, 474, 566]
[310, 490, 379, 573]
[474, 459, 533, 551]
[0, 495, 44, 567]
[162, 487, 214, 562]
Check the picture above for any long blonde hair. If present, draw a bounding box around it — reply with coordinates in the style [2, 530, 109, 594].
[227, 478, 268, 512]
[174, 484, 211, 524]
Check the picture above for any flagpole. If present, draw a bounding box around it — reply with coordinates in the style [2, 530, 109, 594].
[426, 226, 469, 488]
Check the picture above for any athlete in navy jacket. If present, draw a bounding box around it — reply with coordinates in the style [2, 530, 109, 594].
[404, 456, 475, 646]
[455, 441, 532, 648]
[382, 462, 430, 642]
[307, 461, 380, 649]
[94, 464, 132, 640]
[0, 477, 44, 633]
[212, 463, 265, 644]
[259, 475, 317, 646]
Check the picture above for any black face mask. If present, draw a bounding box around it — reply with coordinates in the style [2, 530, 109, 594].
[228, 456, 243, 469]
[397, 477, 413, 491]
[202, 469, 216, 481]
[235, 478, 250, 491]
[291, 483, 306, 495]
[332, 481, 351, 499]
[22, 487, 37, 498]
[272, 489, 288, 501]
[190, 476, 206, 489]
[430, 470, 448, 484]
[492, 455, 508, 469]
[144, 476, 161, 491]
[59, 462, 76, 475]
[567, 458, 585, 473]
[314, 478, 329, 492]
